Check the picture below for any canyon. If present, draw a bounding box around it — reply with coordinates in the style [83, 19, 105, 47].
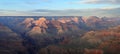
[0, 16, 120, 54]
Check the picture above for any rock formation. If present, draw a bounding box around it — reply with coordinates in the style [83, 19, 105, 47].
[71, 17, 79, 23]
[28, 26, 42, 35]
[22, 18, 34, 28]
[26, 17, 49, 35]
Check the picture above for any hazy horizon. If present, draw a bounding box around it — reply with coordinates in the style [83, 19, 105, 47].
[0, 0, 120, 16]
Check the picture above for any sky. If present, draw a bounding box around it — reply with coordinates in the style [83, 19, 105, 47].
[0, 0, 120, 16]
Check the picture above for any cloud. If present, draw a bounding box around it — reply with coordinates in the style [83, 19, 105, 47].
[70, 0, 120, 4]
[0, 7, 119, 17]
[31, 9, 60, 13]
[29, 7, 120, 16]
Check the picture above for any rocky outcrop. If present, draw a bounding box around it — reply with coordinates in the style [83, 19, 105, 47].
[33, 17, 48, 28]
[71, 17, 79, 23]
[26, 17, 49, 35]
[22, 18, 34, 28]
[27, 26, 42, 35]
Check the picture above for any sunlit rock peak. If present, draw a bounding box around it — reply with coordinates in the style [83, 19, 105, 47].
[71, 17, 79, 23]
[34, 17, 48, 28]
[22, 18, 34, 28]
[57, 18, 72, 23]
[28, 26, 42, 35]
[22, 18, 34, 24]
